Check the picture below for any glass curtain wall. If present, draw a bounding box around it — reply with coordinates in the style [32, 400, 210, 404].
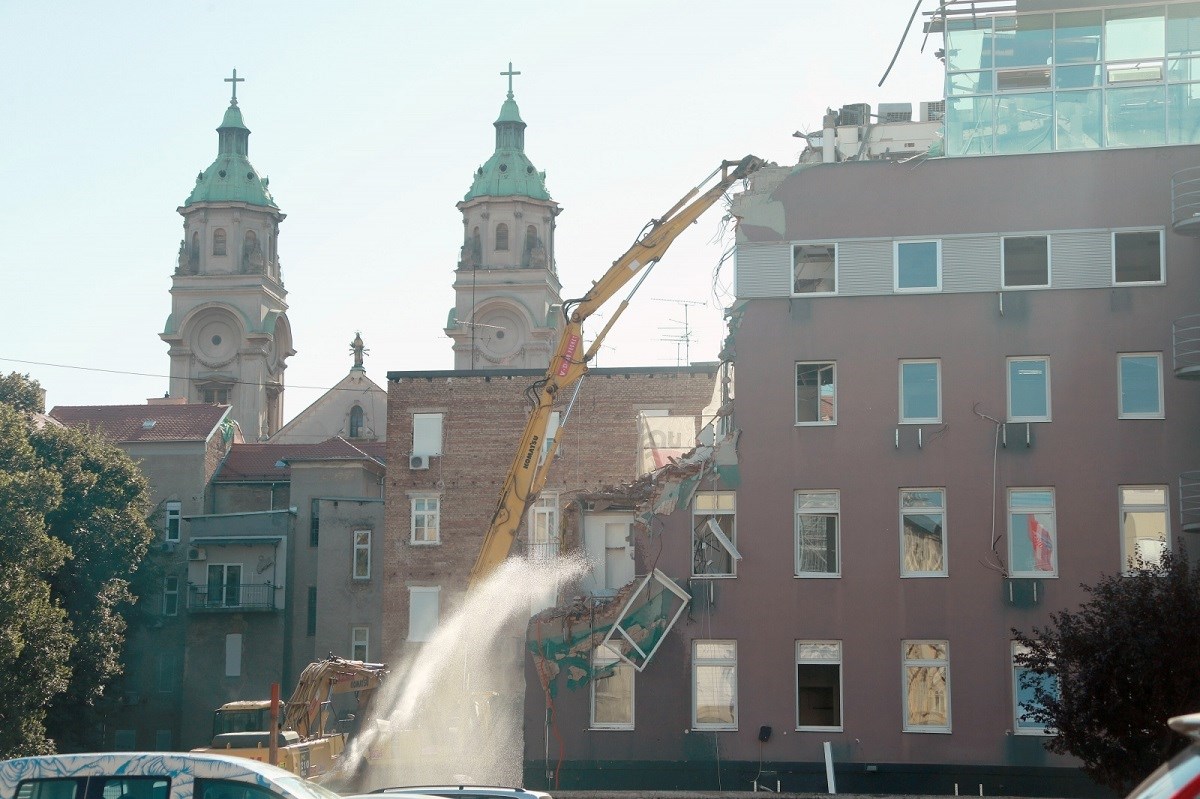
[944, 3, 1200, 155]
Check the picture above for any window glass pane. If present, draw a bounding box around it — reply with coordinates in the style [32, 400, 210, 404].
[996, 91, 1054, 153]
[797, 660, 842, 728]
[902, 490, 946, 577]
[695, 492, 736, 512]
[796, 515, 838, 575]
[1056, 10, 1103, 64]
[793, 245, 836, 294]
[994, 14, 1053, 68]
[947, 71, 993, 96]
[798, 642, 840, 660]
[1124, 510, 1168, 566]
[1056, 89, 1104, 149]
[901, 361, 940, 422]
[897, 241, 939, 289]
[796, 362, 836, 423]
[592, 645, 634, 727]
[946, 96, 995, 155]
[1056, 64, 1102, 89]
[1014, 661, 1057, 732]
[1169, 56, 1200, 81]
[1169, 82, 1200, 142]
[1123, 486, 1168, 505]
[408, 588, 439, 642]
[1009, 358, 1050, 420]
[1003, 236, 1049, 286]
[796, 491, 838, 510]
[1169, 4, 1200, 58]
[1120, 355, 1163, 416]
[946, 18, 993, 71]
[1115, 231, 1162, 282]
[696, 641, 735, 659]
[1010, 492, 1057, 575]
[1106, 6, 1166, 62]
[1107, 85, 1167, 147]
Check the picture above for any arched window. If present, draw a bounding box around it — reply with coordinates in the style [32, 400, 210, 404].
[189, 232, 200, 265]
[213, 228, 227, 256]
[495, 223, 509, 251]
[349, 406, 365, 438]
[524, 225, 537, 252]
[244, 229, 257, 251]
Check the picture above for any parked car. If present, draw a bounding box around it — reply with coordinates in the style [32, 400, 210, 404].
[0, 752, 343, 799]
[1127, 714, 1200, 799]
[366, 787, 552, 799]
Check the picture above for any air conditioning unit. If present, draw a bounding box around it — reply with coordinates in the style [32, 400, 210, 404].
[409, 454, 430, 470]
[920, 100, 946, 122]
[187, 546, 207, 561]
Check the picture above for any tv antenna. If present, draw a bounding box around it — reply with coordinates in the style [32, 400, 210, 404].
[653, 298, 706, 366]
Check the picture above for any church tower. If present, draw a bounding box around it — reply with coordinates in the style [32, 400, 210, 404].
[448, 64, 563, 369]
[162, 71, 294, 440]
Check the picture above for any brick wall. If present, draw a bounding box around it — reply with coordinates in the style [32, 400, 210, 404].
[382, 366, 719, 656]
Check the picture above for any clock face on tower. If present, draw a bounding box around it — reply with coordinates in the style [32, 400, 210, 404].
[192, 315, 239, 368]
[478, 310, 523, 361]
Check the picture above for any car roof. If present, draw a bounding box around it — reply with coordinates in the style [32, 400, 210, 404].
[369, 787, 552, 791]
[0, 752, 298, 795]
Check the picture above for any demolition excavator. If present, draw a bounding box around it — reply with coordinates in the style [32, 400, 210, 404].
[467, 154, 764, 589]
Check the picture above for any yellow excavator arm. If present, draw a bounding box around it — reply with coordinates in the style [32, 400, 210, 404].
[467, 155, 764, 589]
[282, 655, 387, 739]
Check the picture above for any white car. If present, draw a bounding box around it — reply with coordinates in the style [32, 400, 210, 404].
[0, 752, 343, 799]
[367, 786, 552, 799]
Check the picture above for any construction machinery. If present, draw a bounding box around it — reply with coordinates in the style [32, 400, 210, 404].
[194, 655, 387, 778]
[467, 154, 764, 589]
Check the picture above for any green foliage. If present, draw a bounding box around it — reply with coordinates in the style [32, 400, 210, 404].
[1014, 547, 1200, 794]
[0, 372, 45, 414]
[0, 374, 154, 753]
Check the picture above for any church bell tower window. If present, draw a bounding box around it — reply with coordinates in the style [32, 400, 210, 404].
[213, 228, 227, 256]
[349, 405, 365, 438]
[189, 233, 200, 267]
[495, 223, 509, 251]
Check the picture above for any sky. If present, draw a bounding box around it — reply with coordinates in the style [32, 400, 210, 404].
[0, 1, 947, 422]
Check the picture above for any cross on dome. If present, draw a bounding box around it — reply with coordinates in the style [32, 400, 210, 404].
[225, 68, 245, 105]
[500, 61, 521, 99]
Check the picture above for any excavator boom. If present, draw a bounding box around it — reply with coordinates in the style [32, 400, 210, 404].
[467, 155, 764, 588]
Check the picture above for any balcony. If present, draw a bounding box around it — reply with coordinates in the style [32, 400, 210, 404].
[188, 583, 277, 613]
[527, 541, 561, 560]
[1172, 166, 1200, 235]
[1173, 315, 1200, 378]
[1181, 473, 1200, 532]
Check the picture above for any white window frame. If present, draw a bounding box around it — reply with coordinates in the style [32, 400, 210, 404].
[590, 643, 635, 730]
[792, 243, 838, 296]
[899, 359, 942, 424]
[1001, 234, 1051, 289]
[1007, 356, 1052, 423]
[528, 493, 560, 558]
[796, 640, 843, 732]
[902, 640, 951, 733]
[1008, 488, 1058, 578]
[1011, 642, 1054, 736]
[795, 490, 840, 578]
[351, 626, 370, 661]
[165, 500, 181, 542]
[412, 412, 443, 456]
[692, 639, 737, 731]
[900, 488, 947, 578]
[410, 494, 440, 545]
[1112, 229, 1165, 286]
[1118, 352, 1164, 419]
[225, 634, 242, 677]
[795, 362, 837, 426]
[162, 575, 179, 617]
[408, 586, 440, 642]
[352, 529, 371, 580]
[692, 491, 738, 578]
[1119, 485, 1169, 571]
[894, 239, 943, 292]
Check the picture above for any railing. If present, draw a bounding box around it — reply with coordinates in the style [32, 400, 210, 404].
[187, 583, 276, 612]
[527, 541, 561, 560]
[1174, 315, 1200, 377]
[1181, 473, 1200, 531]
[1172, 166, 1200, 233]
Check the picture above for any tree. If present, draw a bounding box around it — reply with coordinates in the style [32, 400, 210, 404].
[0, 403, 72, 757]
[0, 374, 154, 752]
[0, 371, 45, 414]
[1014, 548, 1200, 794]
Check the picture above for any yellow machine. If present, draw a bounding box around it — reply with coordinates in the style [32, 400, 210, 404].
[194, 655, 387, 778]
[468, 155, 764, 589]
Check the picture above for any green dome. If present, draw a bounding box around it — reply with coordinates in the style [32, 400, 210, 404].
[183, 102, 277, 208]
[464, 94, 550, 202]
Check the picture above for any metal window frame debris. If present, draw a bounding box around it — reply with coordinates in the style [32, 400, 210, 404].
[599, 568, 691, 672]
[705, 516, 742, 561]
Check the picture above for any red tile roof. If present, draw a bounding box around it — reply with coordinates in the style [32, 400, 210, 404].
[49, 403, 229, 443]
[215, 437, 385, 482]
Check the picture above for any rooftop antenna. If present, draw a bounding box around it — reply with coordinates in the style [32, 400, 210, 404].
[653, 298, 706, 366]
